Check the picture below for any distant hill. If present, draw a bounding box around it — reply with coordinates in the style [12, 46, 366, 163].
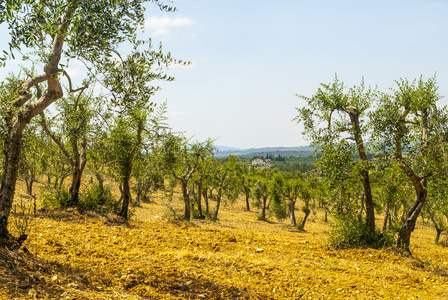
[214, 146, 315, 158]
[214, 145, 242, 152]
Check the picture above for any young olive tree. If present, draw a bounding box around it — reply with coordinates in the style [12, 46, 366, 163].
[40, 90, 95, 206]
[96, 34, 180, 221]
[0, 0, 174, 247]
[161, 134, 215, 221]
[371, 76, 445, 251]
[210, 157, 241, 220]
[372, 163, 413, 234]
[296, 77, 377, 234]
[188, 152, 217, 218]
[132, 148, 165, 205]
[252, 168, 277, 221]
[297, 172, 321, 231]
[271, 172, 301, 226]
[107, 102, 169, 220]
[19, 119, 46, 197]
[237, 161, 253, 212]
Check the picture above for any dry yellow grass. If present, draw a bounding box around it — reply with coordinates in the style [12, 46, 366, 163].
[1, 182, 447, 299]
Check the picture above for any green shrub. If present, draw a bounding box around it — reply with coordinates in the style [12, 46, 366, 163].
[41, 189, 71, 208]
[162, 202, 180, 220]
[11, 198, 35, 238]
[439, 236, 448, 247]
[272, 199, 288, 221]
[257, 214, 268, 222]
[327, 213, 394, 249]
[80, 184, 120, 214]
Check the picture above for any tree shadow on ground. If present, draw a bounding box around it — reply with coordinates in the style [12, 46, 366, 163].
[0, 247, 262, 299]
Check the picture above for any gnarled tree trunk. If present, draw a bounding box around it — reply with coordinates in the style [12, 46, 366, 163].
[119, 173, 132, 219]
[181, 181, 191, 220]
[347, 109, 375, 234]
[0, 22, 69, 244]
[289, 199, 296, 226]
[261, 195, 268, 220]
[202, 191, 209, 214]
[244, 188, 251, 212]
[0, 133, 24, 240]
[298, 207, 311, 231]
[397, 183, 427, 249]
[396, 108, 429, 251]
[119, 122, 142, 220]
[196, 179, 204, 219]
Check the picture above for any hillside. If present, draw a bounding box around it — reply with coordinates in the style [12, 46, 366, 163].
[214, 146, 314, 158]
[1, 186, 448, 299]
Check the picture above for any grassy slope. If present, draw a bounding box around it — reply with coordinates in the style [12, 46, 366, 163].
[1, 184, 448, 299]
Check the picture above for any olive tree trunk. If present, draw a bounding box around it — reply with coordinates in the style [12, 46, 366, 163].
[180, 181, 191, 220]
[289, 199, 297, 226]
[396, 109, 429, 251]
[212, 173, 227, 220]
[196, 179, 204, 218]
[119, 122, 143, 220]
[261, 195, 268, 220]
[41, 113, 87, 206]
[202, 191, 209, 214]
[347, 108, 375, 234]
[0, 14, 73, 243]
[244, 188, 251, 212]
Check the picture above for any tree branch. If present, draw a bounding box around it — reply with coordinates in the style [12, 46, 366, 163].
[40, 112, 74, 167]
[11, 74, 49, 108]
[62, 70, 88, 93]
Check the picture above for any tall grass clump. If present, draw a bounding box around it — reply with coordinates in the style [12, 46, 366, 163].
[327, 213, 394, 249]
[41, 189, 71, 208]
[80, 184, 120, 214]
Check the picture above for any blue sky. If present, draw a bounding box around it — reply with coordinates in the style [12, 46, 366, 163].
[146, 0, 448, 148]
[1, 0, 448, 149]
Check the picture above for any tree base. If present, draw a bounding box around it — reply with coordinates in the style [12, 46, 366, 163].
[0, 234, 27, 251]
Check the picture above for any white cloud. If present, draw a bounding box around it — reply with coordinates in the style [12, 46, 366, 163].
[145, 16, 195, 37]
[65, 67, 82, 80]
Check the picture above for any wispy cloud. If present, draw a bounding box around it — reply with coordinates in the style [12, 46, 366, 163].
[145, 16, 195, 37]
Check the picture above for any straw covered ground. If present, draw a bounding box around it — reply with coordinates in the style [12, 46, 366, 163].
[1, 183, 448, 299]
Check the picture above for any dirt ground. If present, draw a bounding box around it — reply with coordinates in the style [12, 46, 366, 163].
[1, 184, 447, 299]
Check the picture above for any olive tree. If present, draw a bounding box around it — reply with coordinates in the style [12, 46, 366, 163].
[371, 76, 444, 250]
[271, 172, 301, 226]
[296, 77, 377, 234]
[210, 157, 241, 220]
[0, 0, 175, 247]
[161, 134, 215, 220]
[107, 102, 169, 220]
[19, 119, 46, 196]
[237, 161, 253, 212]
[40, 90, 95, 206]
[98, 40, 178, 221]
[252, 168, 277, 221]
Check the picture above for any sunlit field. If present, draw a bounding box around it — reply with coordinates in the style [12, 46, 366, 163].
[1, 181, 447, 300]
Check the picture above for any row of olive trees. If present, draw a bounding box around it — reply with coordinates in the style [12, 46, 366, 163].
[18, 117, 320, 226]
[296, 75, 448, 251]
[154, 137, 321, 226]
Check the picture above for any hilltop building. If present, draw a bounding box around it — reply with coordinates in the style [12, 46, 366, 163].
[251, 158, 264, 165]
